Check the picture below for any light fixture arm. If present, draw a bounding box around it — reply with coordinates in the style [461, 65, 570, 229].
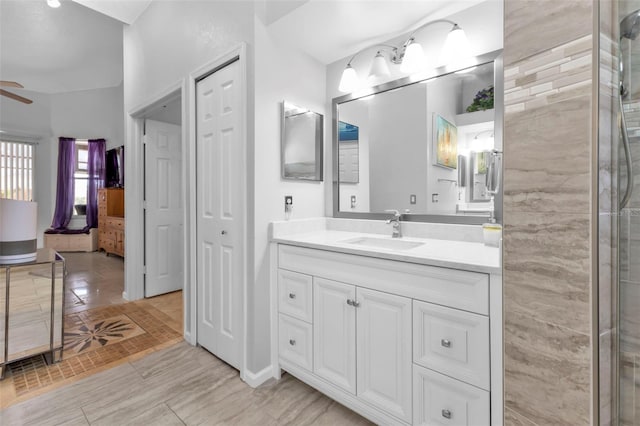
[393, 19, 459, 64]
[346, 44, 399, 66]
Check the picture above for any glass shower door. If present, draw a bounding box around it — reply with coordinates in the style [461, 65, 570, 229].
[618, 5, 640, 425]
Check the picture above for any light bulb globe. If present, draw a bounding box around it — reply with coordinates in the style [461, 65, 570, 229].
[47, 0, 61, 8]
[338, 65, 360, 93]
[400, 42, 426, 74]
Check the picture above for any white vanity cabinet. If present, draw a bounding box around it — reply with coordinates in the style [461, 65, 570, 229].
[274, 243, 499, 426]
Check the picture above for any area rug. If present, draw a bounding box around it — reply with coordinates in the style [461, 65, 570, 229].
[5, 300, 182, 403]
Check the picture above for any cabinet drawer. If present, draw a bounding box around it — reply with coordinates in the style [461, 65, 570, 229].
[279, 314, 312, 371]
[102, 229, 116, 241]
[413, 364, 489, 426]
[106, 217, 124, 230]
[278, 270, 312, 322]
[413, 300, 490, 390]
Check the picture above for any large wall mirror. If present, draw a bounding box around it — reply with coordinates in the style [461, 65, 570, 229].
[333, 50, 503, 224]
[282, 101, 323, 181]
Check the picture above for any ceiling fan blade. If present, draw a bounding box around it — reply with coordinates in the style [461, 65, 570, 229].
[0, 89, 33, 104]
[0, 81, 24, 89]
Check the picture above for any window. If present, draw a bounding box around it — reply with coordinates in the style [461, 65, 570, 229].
[74, 140, 88, 212]
[0, 141, 34, 200]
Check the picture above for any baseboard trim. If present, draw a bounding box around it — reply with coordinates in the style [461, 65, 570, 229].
[242, 364, 276, 388]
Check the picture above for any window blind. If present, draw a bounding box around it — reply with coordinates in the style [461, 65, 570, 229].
[0, 141, 34, 201]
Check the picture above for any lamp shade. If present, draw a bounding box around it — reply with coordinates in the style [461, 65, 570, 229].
[440, 24, 472, 68]
[400, 41, 426, 74]
[338, 64, 360, 93]
[0, 199, 38, 264]
[368, 51, 390, 81]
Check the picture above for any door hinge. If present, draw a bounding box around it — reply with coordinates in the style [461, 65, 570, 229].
[143, 200, 147, 209]
[142, 265, 147, 275]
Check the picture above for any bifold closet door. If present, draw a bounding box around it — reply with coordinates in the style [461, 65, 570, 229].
[196, 58, 244, 370]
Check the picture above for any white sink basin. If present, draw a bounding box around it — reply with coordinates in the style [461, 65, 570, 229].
[340, 237, 424, 251]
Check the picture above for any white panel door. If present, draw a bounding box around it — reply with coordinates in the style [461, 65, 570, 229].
[356, 287, 412, 423]
[144, 119, 183, 297]
[313, 277, 356, 394]
[196, 59, 244, 370]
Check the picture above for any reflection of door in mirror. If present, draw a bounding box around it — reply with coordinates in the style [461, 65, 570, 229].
[338, 121, 359, 184]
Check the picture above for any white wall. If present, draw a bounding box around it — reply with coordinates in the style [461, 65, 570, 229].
[0, 85, 124, 245]
[254, 15, 326, 370]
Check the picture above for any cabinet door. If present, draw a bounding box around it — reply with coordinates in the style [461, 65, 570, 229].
[356, 287, 412, 423]
[313, 277, 356, 394]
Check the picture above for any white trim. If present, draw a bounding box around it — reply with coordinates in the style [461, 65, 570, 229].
[243, 365, 275, 388]
[269, 242, 281, 380]
[187, 43, 249, 371]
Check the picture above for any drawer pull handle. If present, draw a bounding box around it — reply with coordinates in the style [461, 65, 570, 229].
[441, 339, 452, 348]
[221, 230, 227, 235]
[441, 409, 452, 419]
[289, 339, 296, 346]
[288, 293, 296, 299]
[346, 299, 353, 306]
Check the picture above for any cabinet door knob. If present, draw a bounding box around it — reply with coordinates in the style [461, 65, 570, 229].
[442, 409, 452, 419]
[441, 339, 452, 348]
[288, 293, 296, 299]
[352, 300, 360, 308]
[289, 339, 296, 346]
[346, 299, 353, 306]
[221, 230, 227, 235]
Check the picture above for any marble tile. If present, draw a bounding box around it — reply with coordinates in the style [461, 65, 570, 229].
[504, 407, 537, 426]
[620, 351, 637, 426]
[620, 281, 640, 353]
[503, 212, 591, 333]
[600, 330, 613, 426]
[504, 310, 591, 425]
[504, 95, 591, 214]
[504, 0, 592, 66]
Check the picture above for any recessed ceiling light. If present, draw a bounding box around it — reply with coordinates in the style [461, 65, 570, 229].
[47, 0, 61, 8]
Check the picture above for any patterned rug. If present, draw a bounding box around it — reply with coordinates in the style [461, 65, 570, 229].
[6, 300, 182, 401]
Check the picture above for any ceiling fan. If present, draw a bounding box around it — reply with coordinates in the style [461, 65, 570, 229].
[0, 81, 33, 104]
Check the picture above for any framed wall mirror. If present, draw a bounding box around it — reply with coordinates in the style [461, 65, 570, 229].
[281, 101, 323, 181]
[332, 50, 503, 224]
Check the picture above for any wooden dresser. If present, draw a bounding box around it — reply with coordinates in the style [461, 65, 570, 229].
[98, 188, 125, 257]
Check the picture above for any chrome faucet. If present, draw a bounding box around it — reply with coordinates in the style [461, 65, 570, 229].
[385, 209, 402, 238]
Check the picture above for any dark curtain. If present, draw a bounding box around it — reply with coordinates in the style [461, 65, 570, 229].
[86, 139, 106, 228]
[51, 137, 76, 229]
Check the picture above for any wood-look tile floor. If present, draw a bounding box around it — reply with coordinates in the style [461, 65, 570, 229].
[0, 342, 372, 426]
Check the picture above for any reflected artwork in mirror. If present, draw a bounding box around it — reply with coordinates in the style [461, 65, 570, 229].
[333, 50, 503, 224]
[282, 101, 323, 181]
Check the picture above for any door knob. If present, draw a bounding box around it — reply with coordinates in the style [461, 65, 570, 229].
[441, 339, 452, 348]
[221, 230, 227, 235]
[288, 293, 296, 299]
[289, 339, 296, 346]
[442, 409, 452, 419]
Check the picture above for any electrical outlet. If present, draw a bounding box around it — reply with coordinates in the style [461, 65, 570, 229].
[285, 195, 293, 209]
[431, 193, 439, 203]
[350, 195, 356, 208]
[410, 194, 416, 204]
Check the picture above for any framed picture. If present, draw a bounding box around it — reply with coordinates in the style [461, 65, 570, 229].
[434, 114, 457, 169]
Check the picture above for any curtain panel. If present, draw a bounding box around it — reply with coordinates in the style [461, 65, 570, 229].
[50, 137, 76, 229]
[86, 139, 106, 229]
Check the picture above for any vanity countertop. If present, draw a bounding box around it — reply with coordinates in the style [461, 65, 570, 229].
[272, 229, 501, 275]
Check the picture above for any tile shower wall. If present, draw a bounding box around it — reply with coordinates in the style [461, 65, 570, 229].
[503, 1, 595, 425]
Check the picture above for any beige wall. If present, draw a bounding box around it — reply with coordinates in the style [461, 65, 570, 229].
[503, 0, 596, 424]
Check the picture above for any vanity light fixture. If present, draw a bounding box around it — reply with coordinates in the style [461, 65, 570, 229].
[338, 19, 472, 93]
[47, 0, 61, 8]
